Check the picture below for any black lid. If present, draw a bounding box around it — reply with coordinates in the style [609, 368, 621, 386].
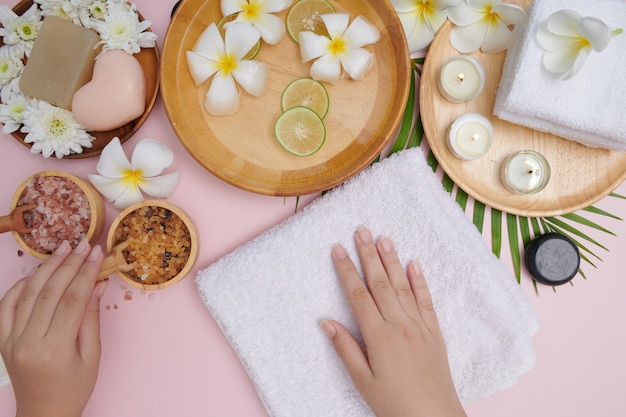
[524, 233, 580, 286]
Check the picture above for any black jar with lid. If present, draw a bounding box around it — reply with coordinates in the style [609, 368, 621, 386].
[525, 233, 580, 286]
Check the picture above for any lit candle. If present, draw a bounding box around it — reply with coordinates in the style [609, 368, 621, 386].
[447, 113, 494, 160]
[500, 150, 550, 194]
[438, 55, 485, 102]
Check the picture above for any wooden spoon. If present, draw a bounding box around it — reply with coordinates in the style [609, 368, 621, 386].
[0, 204, 38, 234]
[98, 241, 134, 281]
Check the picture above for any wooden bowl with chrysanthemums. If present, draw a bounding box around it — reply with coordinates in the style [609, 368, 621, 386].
[0, 0, 159, 159]
[9, 170, 106, 259]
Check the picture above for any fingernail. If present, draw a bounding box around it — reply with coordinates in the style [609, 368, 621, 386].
[87, 245, 102, 262]
[54, 240, 71, 255]
[320, 320, 337, 338]
[332, 244, 348, 259]
[410, 261, 423, 277]
[357, 227, 372, 244]
[378, 237, 394, 254]
[73, 238, 89, 254]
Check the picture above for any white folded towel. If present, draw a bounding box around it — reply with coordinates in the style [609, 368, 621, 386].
[196, 148, 538, 417]
[0, 354, 9, 387]
[494, 0, 626, 152]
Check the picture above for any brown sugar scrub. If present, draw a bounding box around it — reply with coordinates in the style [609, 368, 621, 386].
[17, 174, 91, 254]
[111, 205, 193, 286]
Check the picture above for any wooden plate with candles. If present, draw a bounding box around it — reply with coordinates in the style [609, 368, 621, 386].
[420, 0, 626, 217]
[161, 0, 411, 196]
[2, 0, 159, 159]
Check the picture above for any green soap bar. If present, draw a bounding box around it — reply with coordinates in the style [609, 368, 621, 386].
[19, 16, 101, 110]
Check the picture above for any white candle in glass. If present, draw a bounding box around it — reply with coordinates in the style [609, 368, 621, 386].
[501, 151, 551, 194]
[447, 113, 494, 160]
[438, 55, 485, 102]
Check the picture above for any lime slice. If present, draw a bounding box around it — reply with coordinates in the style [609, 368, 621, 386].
[275, 106, 326, 156]
[281, 77, 329, 118]
[217, 13, 262, 59]
[286, 0, 336, 43]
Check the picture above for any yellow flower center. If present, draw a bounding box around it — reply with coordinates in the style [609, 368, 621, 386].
[122, 169, 145, 187]
[18, 23, 37, 40]
[216, 52, 238, 75]
[328, 36, 346, 56]
[48, 118, 68, 137]
[242, 0, 262, 21]
[415, 1, 435, 20]
[485, 6, 500, 24]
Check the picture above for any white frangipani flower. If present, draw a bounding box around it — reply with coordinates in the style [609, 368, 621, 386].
[0, 4, 42, 57]
[90, 2, 157, 54]
[21, 100, 94, 159]
[221, 0, 293, 45]
[391, 0, 462, 54]
[88, 137, 180, 209]
[186, 22, 269, 116]
[0, 45, 24, 90]
[448, 0, 527, 53]
[0, 86, 31, 133]
[298, 13, 380, 82]
[536, 9, 623, 80]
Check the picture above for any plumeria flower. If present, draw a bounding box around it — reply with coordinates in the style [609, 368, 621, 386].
[0, 45, 23, 90]
[221, 0, 293, 45]
[186, 22, 269, 116]
[536, 9, 623, 80]
[391, 0, 462, 54]
[448, 0, 527, 53]
[88, 137, 180, 209]
[21, 100, 95, 159]
[0, 86, 31, 134]
[90, 1, 157, 55]
[298, 13, 380, 82]
[0, 3, 42, 57]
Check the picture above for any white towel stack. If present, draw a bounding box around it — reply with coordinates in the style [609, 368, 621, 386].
[494, 0, 626, 152]
[196, 148, 538, 417]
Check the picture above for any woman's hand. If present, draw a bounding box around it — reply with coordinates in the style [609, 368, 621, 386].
[0, 239, 107, 417]
[323, 227, 467, 417]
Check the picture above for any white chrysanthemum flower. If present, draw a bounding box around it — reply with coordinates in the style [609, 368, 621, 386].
[21, 100, 95, 158]
[0, 87, 30, 134]
[34, 0, 92, 26]
[221, 0, 293, 45]
[88, 137, 180, 209]
[90, 1, 157, 54]
[391, 0, 462, 54]
[448, 0, 527, 53]
[0, 45, 23, 90]
[298, 13, 380, 82]
[89, 0, 108, 20]
[0, 4, 42, 57]
[186, 22, 269, 116]
[536, 9, 623, 80]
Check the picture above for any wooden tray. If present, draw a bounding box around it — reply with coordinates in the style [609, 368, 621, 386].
[161, 0, 411, 196]
[4, 0, 160, 159]
[420, 0, 626, 217]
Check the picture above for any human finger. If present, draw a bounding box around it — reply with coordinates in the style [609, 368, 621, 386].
[12, 241, 72, 332]
[0, 277, 29, 345]
[355, 228, 403, 319]
[332, 244, 381, 330]
[320, 320, 372, 386]
[408, 261, 440, 332]
[77, 273, 107, 364]
[49, 245, 104, 343]
[375, 237, 420, 319]
[21, 239, 92, 338]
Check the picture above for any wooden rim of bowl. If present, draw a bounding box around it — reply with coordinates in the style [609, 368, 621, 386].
[10, 170, 106, 259]
[106, 200, 199, 290]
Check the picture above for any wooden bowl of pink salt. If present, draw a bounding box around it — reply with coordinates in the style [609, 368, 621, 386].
[10, 170, 106, 259]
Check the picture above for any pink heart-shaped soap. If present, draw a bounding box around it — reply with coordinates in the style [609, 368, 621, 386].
[72, 49, 146, 131]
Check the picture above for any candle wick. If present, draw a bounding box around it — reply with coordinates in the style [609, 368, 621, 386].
[471, 134, 479, 141]
[456, 73, 464, 83]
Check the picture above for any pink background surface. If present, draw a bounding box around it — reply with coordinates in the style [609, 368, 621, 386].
[1, 1, 626, 416]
